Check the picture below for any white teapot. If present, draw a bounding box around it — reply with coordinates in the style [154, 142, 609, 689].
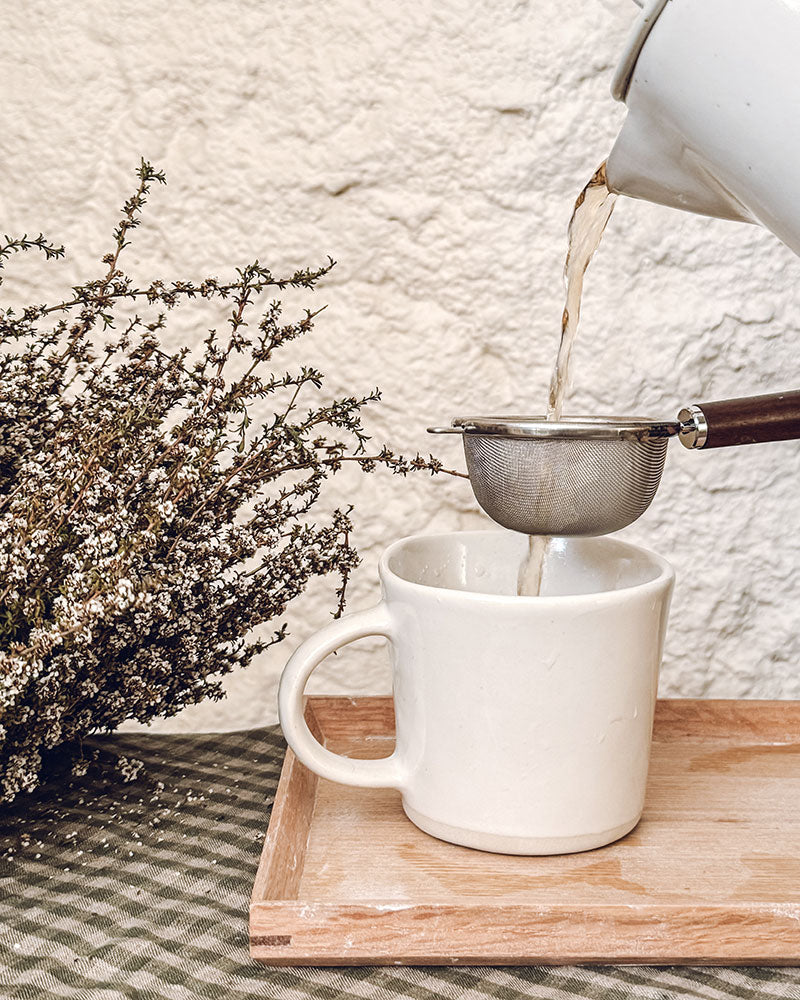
[607, 0, 800, 254]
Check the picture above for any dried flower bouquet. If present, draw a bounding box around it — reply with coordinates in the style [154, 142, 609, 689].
[0, 161, 457, 804]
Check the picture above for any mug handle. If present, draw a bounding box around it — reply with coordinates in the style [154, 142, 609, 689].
[278, 603, 406, 790]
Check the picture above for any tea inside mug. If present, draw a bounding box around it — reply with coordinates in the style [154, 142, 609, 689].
[386, 532, 664, 599]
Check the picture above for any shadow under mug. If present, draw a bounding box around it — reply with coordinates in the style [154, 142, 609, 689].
[278, 530, 674, 855]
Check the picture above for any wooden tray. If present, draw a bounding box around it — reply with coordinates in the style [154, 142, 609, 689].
[250, 696, 800, 966]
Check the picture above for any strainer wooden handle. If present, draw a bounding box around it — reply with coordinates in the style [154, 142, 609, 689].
[684, 390, 800, 449]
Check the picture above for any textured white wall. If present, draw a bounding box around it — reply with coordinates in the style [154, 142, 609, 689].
[3, 0, 800, 734]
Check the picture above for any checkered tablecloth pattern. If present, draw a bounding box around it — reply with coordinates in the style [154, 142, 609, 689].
[2, 725, 800, 1000]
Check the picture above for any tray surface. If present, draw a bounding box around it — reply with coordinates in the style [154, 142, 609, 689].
[250, 696, 800, 965]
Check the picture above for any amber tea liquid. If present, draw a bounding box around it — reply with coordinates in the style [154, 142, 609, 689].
[518, 163, 617, 596]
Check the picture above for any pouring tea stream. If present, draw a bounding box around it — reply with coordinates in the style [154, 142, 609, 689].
[519, 164, 616, 595]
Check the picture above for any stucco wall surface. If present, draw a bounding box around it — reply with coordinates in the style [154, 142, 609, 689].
[2, 0, 800, 734]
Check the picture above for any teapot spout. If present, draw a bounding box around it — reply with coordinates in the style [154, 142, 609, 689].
[606, 116, 754, 225]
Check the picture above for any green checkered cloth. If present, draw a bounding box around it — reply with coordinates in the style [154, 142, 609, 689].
[2, 727, 800, 1000]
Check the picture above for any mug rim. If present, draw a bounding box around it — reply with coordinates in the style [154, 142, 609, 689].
[378, 529, 675, 605]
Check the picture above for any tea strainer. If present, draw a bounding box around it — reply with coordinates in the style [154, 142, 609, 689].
[428, 390, 800, 536]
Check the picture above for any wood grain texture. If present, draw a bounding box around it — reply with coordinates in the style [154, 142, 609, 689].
[249, 701, 322, 905]
[698, 390, 800, 450]
[250, 696, 800, 965]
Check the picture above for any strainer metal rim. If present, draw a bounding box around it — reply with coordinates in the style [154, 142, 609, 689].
[428, 415, 681, 441]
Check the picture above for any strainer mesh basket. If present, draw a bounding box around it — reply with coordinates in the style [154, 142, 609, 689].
[462, 427, 670, 536]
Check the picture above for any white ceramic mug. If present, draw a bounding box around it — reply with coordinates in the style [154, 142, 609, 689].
[278, 530, 674, 855]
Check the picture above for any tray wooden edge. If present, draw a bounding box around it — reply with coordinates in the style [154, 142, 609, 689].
[250, 700, 322, 908]
[249, 901, 800, 966]
[292, 695, 800, 742]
